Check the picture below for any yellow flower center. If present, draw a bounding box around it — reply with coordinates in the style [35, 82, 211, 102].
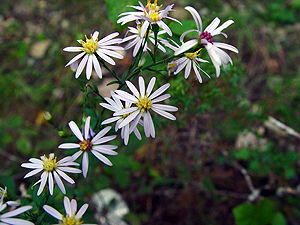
[42, 155, 59, 172]
[145, 0, 161, 11]
[79, 140, 92, 152]
[62, 214, 83, 225]
[136, 94, 152, 114]
[80, 34, 98, 54]
[144, 0, 162, 22]
[148, 11, 160, 22]
[184, 48, 202, 60]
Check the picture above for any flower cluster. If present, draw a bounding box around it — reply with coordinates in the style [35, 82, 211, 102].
[18, 1, 238, 224]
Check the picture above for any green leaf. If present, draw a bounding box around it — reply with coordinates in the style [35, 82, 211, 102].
[107, 80, 121, 86]
[114, 168, 130, 188]
[233, 199, 275, 225]
[271, 212, 287, 225]
[105, 0, 137, 25]
[233, 149, 251, 160]
[1, 175, 16, 195]
[233, 203, 256, 225]
[16, 136, 32, 155]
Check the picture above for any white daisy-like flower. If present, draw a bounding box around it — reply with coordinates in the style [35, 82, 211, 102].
[123, 21, 166, 57]
[113, 76, 178, 138]
[43, 196, 94, 225]
[0, 194, 34, 225]
[174, 6, 238, 77]
[21, 153, 81, 196]
[63, 31, 124, 80]
[100, 90, 142, 145]
[163, 39, 209, 83]
[117, 0, 181, 37]
[58, 116, 118, 178]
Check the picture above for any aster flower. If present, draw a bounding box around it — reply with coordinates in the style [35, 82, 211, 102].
[117, 0, 181, 37]
[164, 39, 209, 83]
[63, 31, 124, 80]
[43, 196, 93, 225]
[0, 195, 34, 225]
[21, 154, 81, 196]
[174, 6, 238, 77]
[100, 90, 142, 145]
[123, 21, 166, 57]
[58, 116, 118, 178]
[113, 76, 178, 138]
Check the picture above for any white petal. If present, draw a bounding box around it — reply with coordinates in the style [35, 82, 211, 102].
[43, 205, 62, 220]
[1, 206, 32, 218]
[98, 32, 119, 44]
[101, 117, 120, 125]
[151, 108, 176, 120]
[185, 6, 202, 32]
[118, 110, 140, 128]
[85, 55, 93, 80]
[126, 80, 140, 98]
[63, 47, 82, 52]
[151, 94, 170, 103]
[213, 42, 239, 53]
[56, 169, 75, 184]
[0, 218, 34, 225]
[92, 146, 118, 155]
[53, 171, 66, 194]
[92, 54, 102, 79]
[75, 54, 88, 78]
[70, 199, 77, 216]
[91, 151, 113, 166]
[65, 52, 85, 67]
[211, 20, 234, 36]
[205, 17, 220, 33]
[82, 152, 89, 178]
[185, 60, 192, 78]
[48, 173, 54, 195]
[28, 158, 43, 164]
[92, 31, 99, 40]
[146, 77, 156, 96]
[58, 167, 81, 174]
[64, 196, 72, 217]
[84, 116, 91, 140]
[92, 135, 116, 145]
[91, 126, 111, 143]
[75, 204, 89, 219]
[148, 83, 170, 100]
[96, 50, 116, 65]
[100, 49, 123, 59]
[114, 90, 138, 102]
[68, 121, 84, 141]
[113, 107, 138, 116]
[174, 39, 198, 56]
[151, 104, 178, 112]
[21, 163, 42, 169]
[138, 76, 145, 97]
[37, 172, 48, 196]
[58, 143, 80, 149]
